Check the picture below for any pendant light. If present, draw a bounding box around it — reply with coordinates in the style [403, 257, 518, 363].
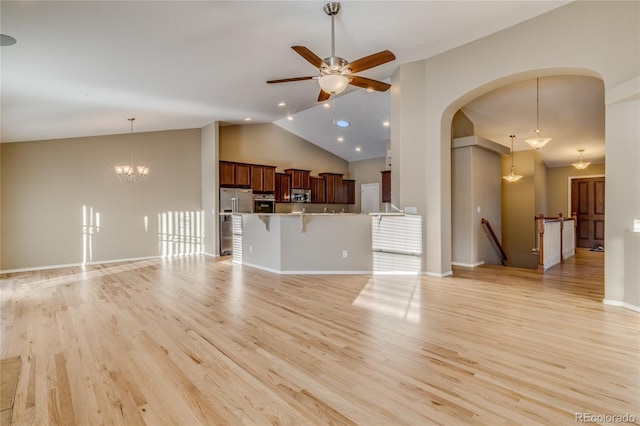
[572, 149, 591, 170]
[525, 78, 552, 150]
[115, 118, 148, 183]
[502, 134, 523, 183]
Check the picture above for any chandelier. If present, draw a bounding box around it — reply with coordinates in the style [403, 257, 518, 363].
[572, 149, 591, 170]
[525, 78, 552, 150]
[502, 134, 523, 183]
[115, 118, 148, 183]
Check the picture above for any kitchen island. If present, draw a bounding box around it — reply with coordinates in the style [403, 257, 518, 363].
[232, 213, 422, 274]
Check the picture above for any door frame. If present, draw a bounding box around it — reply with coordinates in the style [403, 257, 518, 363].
[566, 174, 605, 216]
[568, 174, 605, 248]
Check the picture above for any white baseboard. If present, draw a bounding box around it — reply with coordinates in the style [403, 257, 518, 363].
[0, 255, 161, 274]
[241, 261, 371, 275]
[603, 299, 640, 313]
[451, 261, 485, 268]
[425, 270, 453, 278]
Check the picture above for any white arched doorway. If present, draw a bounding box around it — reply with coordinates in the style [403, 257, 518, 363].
[389, 0, 639, 309]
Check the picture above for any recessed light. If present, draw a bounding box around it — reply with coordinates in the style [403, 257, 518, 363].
[336, 120, 350, 128]
[287, 115, 294, 121]
[366, 88, 374, 93]
[278, 102, 286, 107]
[323, 103, 330, 108]
[337, 137, 344, 142]
[355, 147, 362, 152]
[383, 121, 390, 127]
[244, 117, 252, 121]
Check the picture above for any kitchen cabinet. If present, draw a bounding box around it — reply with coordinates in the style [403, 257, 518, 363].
[263, 166, 275, 192]
[220, 161, 235, 186]
[344, 179, 356, 204]
[284, 169, 311, 189]
[220, 161, 251, 187]
[310, 177, 326, 203]
[320, 173, 343, 204]
[275, 173, 291, 202]
[250, 165, 276, 193]
[381, 170, 391, 203]
[236, 164, 251, 187]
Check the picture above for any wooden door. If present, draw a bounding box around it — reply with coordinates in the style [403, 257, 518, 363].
[571, 177, 605, 248]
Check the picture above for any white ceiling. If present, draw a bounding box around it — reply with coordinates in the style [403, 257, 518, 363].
[2, 0, 601, 167]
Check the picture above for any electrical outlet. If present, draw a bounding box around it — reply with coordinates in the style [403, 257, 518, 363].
[342, 250, 348, 258]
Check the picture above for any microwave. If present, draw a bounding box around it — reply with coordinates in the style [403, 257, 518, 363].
[291, 188, 311, 203]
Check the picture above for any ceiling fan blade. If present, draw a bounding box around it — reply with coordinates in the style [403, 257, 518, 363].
[318, 90, 331, 102]
[348, 76, 391, 92]
[347, 50, 396, 73]
[266, 76, 315, 84]
[292, 46, 328, 69]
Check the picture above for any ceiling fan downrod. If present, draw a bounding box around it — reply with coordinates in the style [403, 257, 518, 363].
[324, 2, 341, 64]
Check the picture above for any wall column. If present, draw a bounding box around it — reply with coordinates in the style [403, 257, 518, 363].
[201, 122, 219, 256]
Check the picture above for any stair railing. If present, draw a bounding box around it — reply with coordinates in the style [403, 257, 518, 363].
[481, 218, 507, 266]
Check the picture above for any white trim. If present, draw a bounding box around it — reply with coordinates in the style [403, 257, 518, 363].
[0, 255, 161, 274]
[451, 261, 485, 268]
[240, 261, 371, 275]
[603, 299, 640, 313]
[425, 270, 453, 278]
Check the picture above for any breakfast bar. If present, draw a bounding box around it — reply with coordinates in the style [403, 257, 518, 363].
[233, 213, 422, 274]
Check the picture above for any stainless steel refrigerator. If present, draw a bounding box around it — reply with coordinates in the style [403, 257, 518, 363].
[219, 188, 253, 255]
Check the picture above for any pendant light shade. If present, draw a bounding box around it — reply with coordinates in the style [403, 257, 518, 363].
[525, 78, 552, 150]
[502, 134, 523, 183]
[572, 149, 591, 170]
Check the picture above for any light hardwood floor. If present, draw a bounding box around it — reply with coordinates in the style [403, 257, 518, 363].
[1, 249, 638, 425]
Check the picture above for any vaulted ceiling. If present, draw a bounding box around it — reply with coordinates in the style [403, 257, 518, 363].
[2, 1, 602, 167]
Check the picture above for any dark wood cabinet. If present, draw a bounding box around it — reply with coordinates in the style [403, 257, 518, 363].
[320, 173, 343, 204]
[284, 169, 311, 189]
[219, 161, 236, 186]
[310, 177, 326, 203]
[275, 173, 291, 202]
[250, 165, 276, 193]
[381, 170, 391, 203]
[263, 166, 275, 193]
[220, 161, 250, 187]
[235, 164, 251, 187]
[344, 179, 356, 204]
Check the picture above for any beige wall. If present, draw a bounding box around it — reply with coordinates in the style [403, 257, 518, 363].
[501, 150, 539, 269]
[219, 123, 348, 176]
[546, 164, 606, 217]
[1, 129, 202, 271]
[348, 157, 386, 213]
[391, 0, 638, 296]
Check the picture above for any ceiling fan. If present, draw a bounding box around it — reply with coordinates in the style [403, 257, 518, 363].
[266, 2, 396, 102]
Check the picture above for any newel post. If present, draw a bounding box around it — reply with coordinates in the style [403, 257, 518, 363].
[537, 214, 545, 272]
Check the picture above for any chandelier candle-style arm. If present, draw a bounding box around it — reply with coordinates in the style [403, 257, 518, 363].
[115, 118, 148, 183]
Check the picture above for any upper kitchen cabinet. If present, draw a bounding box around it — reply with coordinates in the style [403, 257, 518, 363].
[220, 161, 251, 187]
[284, 169, 311, 189]
[381, 170, 391, 203]
[251, 165, 276, 193]
[310, 176, 326, 203]
[275, 173, 291, 202]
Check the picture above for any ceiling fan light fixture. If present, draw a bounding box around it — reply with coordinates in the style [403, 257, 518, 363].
[572, 149, 591, 170]
[318, 74, 349, 95]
